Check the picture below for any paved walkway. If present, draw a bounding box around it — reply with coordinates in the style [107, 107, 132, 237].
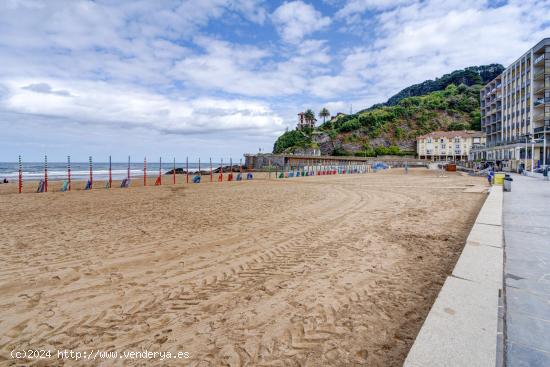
[504, 174, 550, 366]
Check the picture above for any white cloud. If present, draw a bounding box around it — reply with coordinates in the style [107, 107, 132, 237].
[173, 37, 332, 97]
[272, 1, 331, 43]
[1, 79, 285, 135]
[333, 0, 550, 102]
[336, 0, 415, 18]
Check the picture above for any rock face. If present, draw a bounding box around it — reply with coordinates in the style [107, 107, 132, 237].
[312, 133, 338, 155]
[213, 165, 244, 173]
[310, 132, 416, 156]
[164, 168, 186, 175]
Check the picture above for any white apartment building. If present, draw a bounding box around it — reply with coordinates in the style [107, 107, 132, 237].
[417, 131, 485, 161]
[472, 38, 550, 171]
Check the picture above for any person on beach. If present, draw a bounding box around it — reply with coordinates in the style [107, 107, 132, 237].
[487, 169, 494, 185]
[2, 178, 7, 184]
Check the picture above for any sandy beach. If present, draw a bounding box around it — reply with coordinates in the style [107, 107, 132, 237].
[0, 169, 486, 366]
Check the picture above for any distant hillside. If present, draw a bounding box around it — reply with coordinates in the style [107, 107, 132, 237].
[364, 64, 504, 111]
[273, 83, 482, 156]
[273, 64, 503, 156]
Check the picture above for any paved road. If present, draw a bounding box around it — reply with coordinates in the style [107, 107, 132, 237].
[503, 174, 550, 366]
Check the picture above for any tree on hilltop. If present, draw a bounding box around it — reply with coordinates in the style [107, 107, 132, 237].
[319, 107, 330, 123]
[304, 109, 315, 122]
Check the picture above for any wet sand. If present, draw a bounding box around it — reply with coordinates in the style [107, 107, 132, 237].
[0, 169, 486, 366]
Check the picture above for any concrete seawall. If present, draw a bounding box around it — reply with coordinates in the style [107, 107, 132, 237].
[404, 186, 503, 367]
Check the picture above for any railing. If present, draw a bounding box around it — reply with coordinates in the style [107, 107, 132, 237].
[534, 124, 550, 134]
[534, 69, 549, 79]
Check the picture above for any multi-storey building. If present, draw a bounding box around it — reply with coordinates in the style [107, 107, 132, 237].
[473, 38, 550, 171]
[417, 131, 485, 161]
[296, 112, 316, 129]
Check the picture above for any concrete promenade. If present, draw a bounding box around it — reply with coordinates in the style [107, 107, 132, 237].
[503, 174, 550, 366]
[404, 185, 504, 367]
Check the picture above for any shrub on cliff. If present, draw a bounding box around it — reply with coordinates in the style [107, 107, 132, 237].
[273, 129, 312, 154]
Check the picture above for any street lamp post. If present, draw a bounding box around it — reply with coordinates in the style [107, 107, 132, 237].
[528, 136, 544, 173]
[523, 134, 529, 171]
[544, 131, 547, 167]
[531, 138, 535, 173]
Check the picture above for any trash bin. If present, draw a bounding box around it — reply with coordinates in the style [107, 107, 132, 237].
[504, 176, 513, 192]
[494, 172, 505, 185]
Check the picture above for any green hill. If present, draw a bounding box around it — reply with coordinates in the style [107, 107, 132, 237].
[273, 64, 503, 156]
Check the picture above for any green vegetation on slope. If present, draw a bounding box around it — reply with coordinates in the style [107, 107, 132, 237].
[273, 128, 316, 154]
[273, 83, 482, 155]
[368, 64, 503, 109]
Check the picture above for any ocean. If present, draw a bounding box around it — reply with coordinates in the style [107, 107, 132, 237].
[0, 161, 220, 182]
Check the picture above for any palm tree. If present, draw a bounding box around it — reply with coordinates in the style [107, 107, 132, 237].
[319, 107, 330, 123]
[304, 109, 315, 122]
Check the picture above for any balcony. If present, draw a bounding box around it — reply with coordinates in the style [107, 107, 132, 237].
[534, 98, 546, 107]
[534, 125, 550, 134]
[534, 86, 546, 95]
[534, 69, 549, 80]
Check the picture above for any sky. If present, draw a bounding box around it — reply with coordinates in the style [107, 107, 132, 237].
[0, 0, 549, 162]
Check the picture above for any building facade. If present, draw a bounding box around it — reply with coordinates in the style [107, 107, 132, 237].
[417, 131, 485, 161]
[297, 112, 316, 129]
[473, 38, 550, 171]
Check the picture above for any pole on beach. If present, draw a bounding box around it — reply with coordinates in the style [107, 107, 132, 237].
[210, 158, 213, 182]
[143, 157, 147, 186]
[44, 154, 48, 193]
[68, 155, 71, 191]
[18, 155, 22, 193]
[159, 157, 162, 185]
[127, 156, 131, 182]
[198, 158, 201, 182]
[173, 157, 176, 185]
[239, 158, 242, 180]
[219, 158, 223, 182]
[89, 156, 93, 189]
[269, 159, 272, 179]
[186, 156, 189, 184]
